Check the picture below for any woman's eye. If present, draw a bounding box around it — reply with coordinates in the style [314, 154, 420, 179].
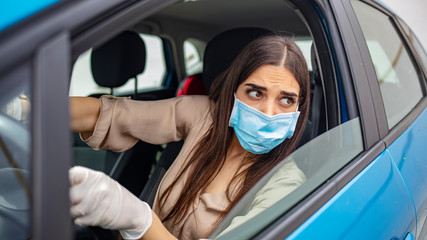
[280, 97, 294, 106]
[248, 90, 261, 98]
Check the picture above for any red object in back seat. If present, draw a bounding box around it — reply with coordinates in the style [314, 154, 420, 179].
[176, 73, 207, 96]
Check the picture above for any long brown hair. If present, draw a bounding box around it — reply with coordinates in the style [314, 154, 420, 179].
[159, 35, 310, 235]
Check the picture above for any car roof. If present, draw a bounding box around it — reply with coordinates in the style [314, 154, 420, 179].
[0, 0, 61, 32]
[142, 0, 311, 42]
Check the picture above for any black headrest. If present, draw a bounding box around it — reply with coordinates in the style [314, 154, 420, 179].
[202, 27, 272, 93]
[91, 31, 146, 88]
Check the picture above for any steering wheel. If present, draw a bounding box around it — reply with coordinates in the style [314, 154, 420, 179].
[0, 113, 31, 239]
[0, 110, 123, 240]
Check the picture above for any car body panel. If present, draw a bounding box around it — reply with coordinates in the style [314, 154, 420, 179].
[286, 150, 416, 239]
[387, 106, 427, 237]
[0, 0, 61, 32]
[388, 107, 427, 211]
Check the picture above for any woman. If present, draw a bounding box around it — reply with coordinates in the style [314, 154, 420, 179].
[69, 34, 310, 240]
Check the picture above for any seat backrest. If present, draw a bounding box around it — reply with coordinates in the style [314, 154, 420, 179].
[202, 27, 272, 93]
[176, 73, 206, 96]
[73, 31, 158, 196]
[308, 44, 326, 138]
[139, 27, 273, 206]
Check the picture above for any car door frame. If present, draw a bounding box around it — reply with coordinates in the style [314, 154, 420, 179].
[31, 31, 72, 240]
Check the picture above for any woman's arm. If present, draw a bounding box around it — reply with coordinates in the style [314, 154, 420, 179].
[69, 97, 100, 134]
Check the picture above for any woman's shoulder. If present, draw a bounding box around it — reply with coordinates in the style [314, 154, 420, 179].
[175, 95, 211, 110]
[175, 95, 212, 122]
[253, 158, 306, 203]
[267, 158, 306, 185]
[171, 95, 213, 136]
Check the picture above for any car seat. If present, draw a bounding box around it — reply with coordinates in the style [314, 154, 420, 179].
[139, 27, 273, 206]
[176, 73, 206, 96]
[73, 31, 158, 196]
[90, 31, 146, 97]
[309, 44, 326, 138]
[297, 44, 326, 147]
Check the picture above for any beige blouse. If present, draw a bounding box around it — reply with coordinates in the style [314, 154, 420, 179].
[82, 95, 305, 240]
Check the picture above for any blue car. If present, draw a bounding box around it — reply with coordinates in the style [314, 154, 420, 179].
[0, 0, 426, 239]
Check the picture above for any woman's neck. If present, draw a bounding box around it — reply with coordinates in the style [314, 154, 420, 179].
[225, 134, 256, 175]
[202, 134, 249, 195]
[227, 134, 248, 160]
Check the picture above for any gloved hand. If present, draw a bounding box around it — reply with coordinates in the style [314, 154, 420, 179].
[69, 166, 152, 239]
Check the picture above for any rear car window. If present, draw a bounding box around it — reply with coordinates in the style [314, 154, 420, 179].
[182, 38, 313, 76]
[184, 38, 204, 76]
[398, 19, 427, 79]
[294, 38, 313, 71]
[351, 0, 423, 128]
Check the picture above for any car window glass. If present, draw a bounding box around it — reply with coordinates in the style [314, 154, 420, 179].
[69, 34, 166, 97]
[184, 39, 204, 76]
[294, 38, 313, 71]
[211, 117, 363, 239]
[0, 67, 31, 239]
[398, 19, 427, 78]
[351, 0, 423, 128]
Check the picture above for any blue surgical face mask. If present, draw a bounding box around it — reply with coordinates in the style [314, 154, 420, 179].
[228, 96, 300, 154]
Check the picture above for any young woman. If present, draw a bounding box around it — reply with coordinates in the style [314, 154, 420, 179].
[69, 34, 310, 240]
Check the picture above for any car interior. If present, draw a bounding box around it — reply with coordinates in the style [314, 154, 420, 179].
[2, 0, 427, 239]
[69, 0, 331, 238]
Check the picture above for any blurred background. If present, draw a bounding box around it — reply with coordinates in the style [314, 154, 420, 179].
[382, 0, 427, 47]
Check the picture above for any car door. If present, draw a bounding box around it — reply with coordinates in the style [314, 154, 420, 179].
[273, 0, 426, 238]
[208, 0, 424, 239]
[392, 18, 427, 239]
[285, 0, 427, 237]
[348, 0, 427, 238]
[0, 2, 72, 239]
[0, 1, 180, 239]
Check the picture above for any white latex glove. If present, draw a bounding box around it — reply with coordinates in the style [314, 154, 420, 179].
[69, 166, 152, 239]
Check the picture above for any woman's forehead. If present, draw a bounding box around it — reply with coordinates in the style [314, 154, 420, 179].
[243, 65, 300, 94]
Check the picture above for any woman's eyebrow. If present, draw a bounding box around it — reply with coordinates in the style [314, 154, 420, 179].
[245, 83, 298, 97]
[280, 90, 298, 97]
[245, 83, 266, 91]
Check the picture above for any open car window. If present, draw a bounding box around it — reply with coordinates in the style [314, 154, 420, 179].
[211, 117, 363, 239]
[66, 0, 361, 238]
